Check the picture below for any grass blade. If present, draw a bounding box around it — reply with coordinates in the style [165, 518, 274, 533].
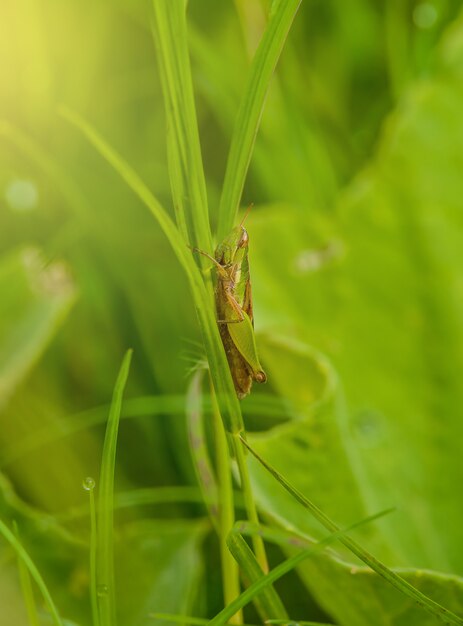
[207, 509, 392, 626]
[0, 519, 64, 626]
[210, 382, 242, 619]
[186, 369, 219, 528]
[0, 392, 289, 467]
[13, 521, 40, 626]
[227, 530, 287, 622]
[97, 349, 133, 626]
[241, 437, 463, 626]
[82, 477, 99, 626]
[229, 521, 312, 551]
[217, 0, 302, 238]
[267, 622, 336, 626]
[151, 0, 212, 253]
[151, 614, 258, 626]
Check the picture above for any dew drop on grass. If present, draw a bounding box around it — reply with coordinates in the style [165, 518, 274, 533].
[82, 476, 96, 491]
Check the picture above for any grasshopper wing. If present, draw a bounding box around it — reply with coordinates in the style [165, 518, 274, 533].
[227, 310, 266, 383]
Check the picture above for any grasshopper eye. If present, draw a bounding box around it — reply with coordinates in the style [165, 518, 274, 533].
[238, 228, 249, 248]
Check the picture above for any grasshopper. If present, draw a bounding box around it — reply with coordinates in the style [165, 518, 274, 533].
[194, 210, 266, 399]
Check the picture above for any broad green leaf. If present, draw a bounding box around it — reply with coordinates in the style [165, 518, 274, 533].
[249, 338, 377, 561]
[297, 557, 463, 626]
[244, 436, 463, 625]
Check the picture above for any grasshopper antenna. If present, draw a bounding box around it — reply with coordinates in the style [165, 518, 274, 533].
[239, 203, 254, 229]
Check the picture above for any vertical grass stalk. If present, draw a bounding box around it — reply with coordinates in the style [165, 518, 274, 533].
[217, 0, 302, 238]
[210, 383, 242, 623]
[83, 476, 100, 626]
[231, 434, 268, 573]
[97, 349, 133, 626]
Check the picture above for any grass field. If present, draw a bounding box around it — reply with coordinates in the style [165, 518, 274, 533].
[1, 1, 463, 625]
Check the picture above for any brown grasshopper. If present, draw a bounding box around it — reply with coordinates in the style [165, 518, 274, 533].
[194, 210, 266, 398]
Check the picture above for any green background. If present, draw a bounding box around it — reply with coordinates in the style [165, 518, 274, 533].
[1, 1, 463, 624]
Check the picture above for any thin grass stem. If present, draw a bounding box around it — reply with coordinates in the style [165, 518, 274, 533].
[82, 477, 100, 626]
[210, 382, 242, 623]
[231, 433, 268, 573]
[97, 350, 133, 626]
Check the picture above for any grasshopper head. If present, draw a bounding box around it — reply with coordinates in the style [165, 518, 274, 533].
[215, 226, 249, 266]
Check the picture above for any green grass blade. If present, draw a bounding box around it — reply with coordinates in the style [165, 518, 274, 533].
[230, 521, 312, 551]
[227, 530, 287, 622]
[0, 519, 64, 626]
[82, 477, 99, 626]
[231, 433, 268, 572]
[150, 614, 259, 626]
[97, 349, 133, 626]
[151, 0, 212, 252]
[241, 437, 463, 626]
[0, 392, 289, 467]
[207, 509, 392, 626]
[59, 107, 243, 435]
[210, 384, 241, 617]
[217, 0, 302, 238]
[13, 521, 40, 626]
[267, 621, 336, 626]
[57, 486, 215, 522]
[186, 369, 219, 528]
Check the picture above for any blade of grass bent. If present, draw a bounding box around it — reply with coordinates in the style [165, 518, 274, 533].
[151, 615, 258, 626]
[217, 0, 302, 238]
[227, 530, 287, 621]
[207, 509, 391, 626]
[0, 519, 64, 626]
[151, 0, 212, 254]
[0, 392, 289, 467]
[186, 369, 219, 528]
[97, 349, 132, 626]
[13, 521, 40, 626]
[241, 437, 463, 626]
[230, 520, 312, 551]
[267, 621, 336, 626]
[59, 107, 243, 435]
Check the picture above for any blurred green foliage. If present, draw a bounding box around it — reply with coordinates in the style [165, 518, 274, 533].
[1, 0, 463, 625]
